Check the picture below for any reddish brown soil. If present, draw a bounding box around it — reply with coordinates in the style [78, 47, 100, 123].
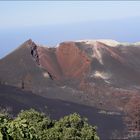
[56, 42, 91, 80]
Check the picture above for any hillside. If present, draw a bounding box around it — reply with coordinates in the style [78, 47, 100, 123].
[0, 39, 140, 112]
[0, 84, 124, 140]
[1, 39, 140, 139]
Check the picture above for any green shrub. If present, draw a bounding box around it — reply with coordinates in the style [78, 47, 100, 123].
[0, 109, 99, 140]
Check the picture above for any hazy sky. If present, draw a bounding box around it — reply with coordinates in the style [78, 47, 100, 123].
[0, 1, 140, 58]
[0, 1, 140, 29]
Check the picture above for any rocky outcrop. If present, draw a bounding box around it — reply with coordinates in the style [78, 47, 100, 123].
[30, 41, 39, 65]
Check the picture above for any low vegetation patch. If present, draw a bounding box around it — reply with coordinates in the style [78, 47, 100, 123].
[0, 109, 99, 140]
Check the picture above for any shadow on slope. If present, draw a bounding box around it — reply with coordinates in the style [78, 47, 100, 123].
[0, 84, 124, 140]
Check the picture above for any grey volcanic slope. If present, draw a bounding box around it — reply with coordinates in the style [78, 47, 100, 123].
[0, 39, 55, 92]
[0, 84, 124, 140]
[75, 41, 140, 88]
